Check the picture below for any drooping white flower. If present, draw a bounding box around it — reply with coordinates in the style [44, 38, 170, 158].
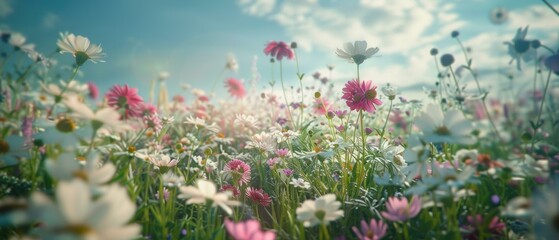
[178, 179, 240, 215]
[414, 104, 475, 145]
[225, 52, 239, 72]
[335, 40, 379, 65]
[30, 180, 140, 240]
[57, 32, 105, 65]
[296, 194, 344, 227]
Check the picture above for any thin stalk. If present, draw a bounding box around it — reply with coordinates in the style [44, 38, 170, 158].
[448, 66, 461, 96]
[279, 61, 295, 129]
[531, 70, 553, 152]
[379, 100, 393, 147]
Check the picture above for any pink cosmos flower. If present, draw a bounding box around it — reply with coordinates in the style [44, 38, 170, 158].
[352, 219, 387, 240]
[275, 148, 289, 158]
[381, 196, 421, 222]
[313, 97, 331, 115]
[224, 159, 251, 185]
[224, 218, 276, 240]
[105, 84, 144, 118]
[87, 82, 99, 99]
[461, 215, 506, 240]
[172, 95, 185, 103]
[225, 78, 246, 99]
[341, 79, 382, 113]
[246, 187, 272, 207]
[264, 41, 294, 61]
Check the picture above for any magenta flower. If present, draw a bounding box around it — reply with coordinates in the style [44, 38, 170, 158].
[352, 219, 387, 240]
[275, 148, 289, 158]
[246, 187, 272, 207]
[224, 159, 251, 185]
[221, 184, 241, 197]
[341, 79, 382, 113]
[264, 41, 294, 61]
[461, 215, 506, 240]
[105, 84, 144, 118]
[381, 196, 421, 222]
[87, 82, 99, 99]
[224, 218, 276, 240]
[225, 78, 246, 99]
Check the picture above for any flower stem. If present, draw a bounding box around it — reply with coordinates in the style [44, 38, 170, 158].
[379, 100, 393, 147]
[542, 0, 559, 16]
[448, 66, 461, 96]
[279, 61, 295, 129]
[531, 69, 553, 152]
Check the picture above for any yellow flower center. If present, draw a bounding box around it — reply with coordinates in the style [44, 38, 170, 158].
[0, 140, 10, 154]
[56, 118, 77, 133]
[315, 210, 326, 221]
[73, 170, 89, 181]
[63, 224, 94, 235]
[435, 126, 451, 135]
[365, 89, 377, 100]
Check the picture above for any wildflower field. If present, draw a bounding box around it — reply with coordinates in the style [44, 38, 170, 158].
[1, 1, 559, 240]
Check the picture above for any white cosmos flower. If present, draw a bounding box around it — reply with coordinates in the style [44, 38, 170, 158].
[296, 194, 344, 227]
[63, 95, 130, 132]
[414, 104, 475, 145]
[46, 152, 116, 194]
[30, 180, 140, 240]
[178, 179, 240, 215]
[184, 116, 221, 133]
[57, 32, 105, 65]
[335, 40, 379, 65]
[245, 131, 277, 153]
[290, 178, 311, 189]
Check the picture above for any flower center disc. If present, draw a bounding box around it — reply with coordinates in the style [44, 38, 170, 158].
[0, 140, 10, 154]
[56, 118, 77, 133]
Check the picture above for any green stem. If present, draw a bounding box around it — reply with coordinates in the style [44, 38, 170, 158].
[210, 68, 226, 94]
[531, 70, 553, 152]
[279, 61, 295, 129]
[448, 66, 461, 96]
[379, 100, 393, 147]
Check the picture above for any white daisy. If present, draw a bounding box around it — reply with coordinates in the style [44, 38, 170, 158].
[335, 40, 379, 65]
[414, 104, 475, 145]
[46, 152, 116, 194]
[57, 32, 105, 66]
[296, 194, 344, 227]
[245, 132, 277, 153]
[0, 135, 30, 167]
[290, 178, 311, 189]
[30, 180, 140, 240]
[178, 179, 240, 215]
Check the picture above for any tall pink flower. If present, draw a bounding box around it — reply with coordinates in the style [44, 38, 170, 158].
[381, 196, 421, 222]
[224, 159, 251, 185]
[224, 218, 276, 240]
[246, 187, 272, 207]
[105, 84, 144, 118]
[352, 219, 387, 240]
[264, 41, 294, 61]
[225, 78, 246, 99]
[313, 97, 331, 115]
[342, 79, 382, 113]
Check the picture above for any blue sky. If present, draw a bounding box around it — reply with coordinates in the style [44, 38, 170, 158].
[1, 0, 558, 101]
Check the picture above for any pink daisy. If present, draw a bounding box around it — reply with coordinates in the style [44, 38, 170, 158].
[264, 41, 294, 61]
[139, 103, 158, 116]
[313, 97, 331, 115]
[246, 187, 272, 207]
[87, 82, 99, 99]
[225, 78, 246, 99]
[221, 184, 241, 197]
[172, 95, 185, 103]
[105, 84, 144, 118]
[341, 79, 382, 113]
[224, 159, 251, 185]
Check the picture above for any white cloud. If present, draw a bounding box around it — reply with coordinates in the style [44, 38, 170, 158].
[43, 12, 60, 29]
[238, 1, 557, 100]
[238, 0, 276, 16]
[0, 0, 12, 18]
